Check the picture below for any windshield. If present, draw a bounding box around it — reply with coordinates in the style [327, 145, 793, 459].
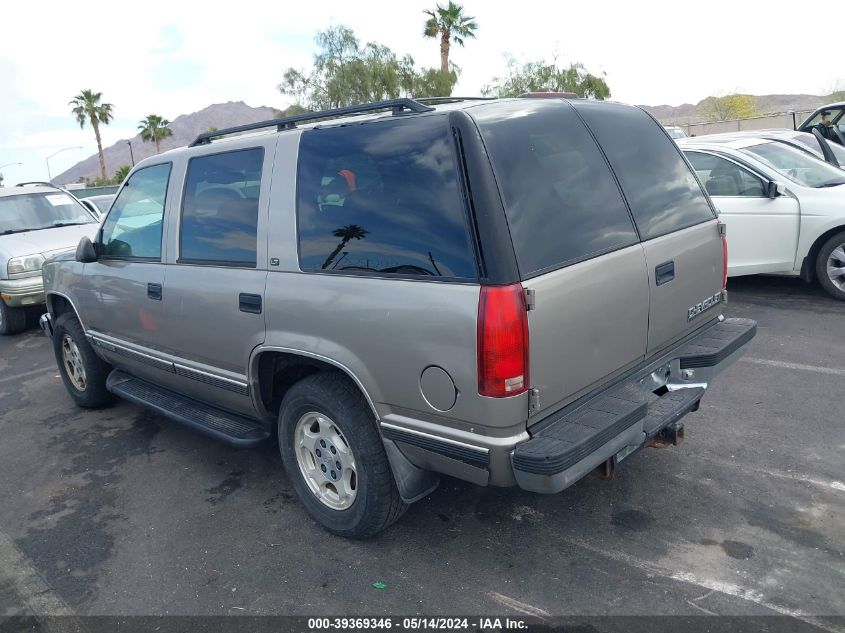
[790, 133, 845, 167]
[666, 127, 687, 139]
[741, 141, 845, 188]
[0, 192, 96, 234]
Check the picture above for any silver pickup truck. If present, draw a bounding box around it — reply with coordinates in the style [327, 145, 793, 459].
[40, 97, 756, 537]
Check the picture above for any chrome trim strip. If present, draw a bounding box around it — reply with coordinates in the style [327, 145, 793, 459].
[173, 363, 249, 395]
[91, 336, 174, 372]
[379, 422, 490, 455]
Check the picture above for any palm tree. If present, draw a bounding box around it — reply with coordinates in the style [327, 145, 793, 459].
[113, 164, 131, 184]
[423, 2, 478, 73]
[69, 90, 114, 181]
[138, 115, 173, 154]
[321, 224, 369, 270]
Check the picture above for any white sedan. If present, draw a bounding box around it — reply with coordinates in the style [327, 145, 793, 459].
[678, 134, 845, 300]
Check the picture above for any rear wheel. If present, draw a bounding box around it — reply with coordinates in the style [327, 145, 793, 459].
[0, 301, 27, 335]
[278, 372, 406, 538]
[52, 313, 113, 408]
[815, 230, 845, 301]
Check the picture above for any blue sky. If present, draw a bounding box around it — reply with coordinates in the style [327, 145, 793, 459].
[1, 0, 841, 185]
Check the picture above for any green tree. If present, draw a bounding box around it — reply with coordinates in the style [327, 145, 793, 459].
[279, 25, 456, 111]
[69, 90, 114, 181]
[697, 94, 759, 122]
[113, 164, 131, 184]
[828, 81, 845, 102]
[138, 114, 173, 154]
[322, 224, 368, 270]
[423, 2, 478, 73]
[483, 56, 611, 99]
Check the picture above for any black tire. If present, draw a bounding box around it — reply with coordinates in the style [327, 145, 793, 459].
[815, 230, 845, 301]
[0, 301, 27, 335]
[278, 372, 407, 538]
[52, 313, 113, 408]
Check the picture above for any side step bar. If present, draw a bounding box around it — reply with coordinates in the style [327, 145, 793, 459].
[106, 371, 270, 448]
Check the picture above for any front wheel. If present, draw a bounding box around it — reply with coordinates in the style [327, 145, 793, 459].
[52, 313, 113, 408]
[815, 230, 845, 301]
[278, 372, 406, 538]
[0, 301, 27, 335]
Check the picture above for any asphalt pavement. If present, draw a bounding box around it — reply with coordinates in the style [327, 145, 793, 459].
[0, 276, 842, 630]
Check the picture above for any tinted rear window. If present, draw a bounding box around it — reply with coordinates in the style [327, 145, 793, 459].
[573, 101, 715, 240]
[474, 100, 639, 277]
[296, 116, 476, 279]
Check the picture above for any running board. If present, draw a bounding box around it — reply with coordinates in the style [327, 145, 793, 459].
[106, 370, 269, 447]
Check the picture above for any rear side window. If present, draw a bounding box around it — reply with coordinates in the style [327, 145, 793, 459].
[474, 100, 639, 277]
[573, 101, 715, 240]
[296, 116, 476, 279]
[180, 148, 263, 266]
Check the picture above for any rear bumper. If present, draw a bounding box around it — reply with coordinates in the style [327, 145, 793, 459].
[0, 275, 45, 307]
[379, 317, 756, 493]
[511, 317, 757, 493]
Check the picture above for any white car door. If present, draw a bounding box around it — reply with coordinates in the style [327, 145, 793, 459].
[685, 150, 800, 276]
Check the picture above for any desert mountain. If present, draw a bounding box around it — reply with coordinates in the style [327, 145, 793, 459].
[54, 101, 277, 184]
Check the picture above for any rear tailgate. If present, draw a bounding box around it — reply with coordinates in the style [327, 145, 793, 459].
[572, 101, 724, 356]
[641, 220, 724, 354]
[471, 100, 650, 419]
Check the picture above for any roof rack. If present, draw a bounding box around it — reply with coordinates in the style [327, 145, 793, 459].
[189, 98, 435, 147]
[413, 96, 497, 105]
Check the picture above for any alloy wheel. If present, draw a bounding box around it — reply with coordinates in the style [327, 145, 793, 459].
[294, 412, 358, 510]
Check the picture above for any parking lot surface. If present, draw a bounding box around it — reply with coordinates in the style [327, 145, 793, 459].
[0, 277, 842, 628]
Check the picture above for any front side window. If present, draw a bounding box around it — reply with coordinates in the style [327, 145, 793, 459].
[100, 163, 171, 259]
[685, 151, 766, 197]
[574, 101, 715, 240]
[474, 99, 639, 277]
[296, 116, 476, 279]
[0, 192, 96, 235]
[180, 148, 263, 266]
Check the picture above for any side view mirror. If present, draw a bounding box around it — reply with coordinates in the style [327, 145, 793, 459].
[76, 235, 98, 263]
[767, 181, 785, 198]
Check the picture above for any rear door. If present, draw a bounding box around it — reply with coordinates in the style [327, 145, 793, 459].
[685, 149, 800, 276]
[473, 100, 650, 418]
[574, 101, 724, 356]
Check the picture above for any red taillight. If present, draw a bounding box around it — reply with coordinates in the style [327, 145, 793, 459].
[721, 231, 728, 289]
[477, 283, 529, 398]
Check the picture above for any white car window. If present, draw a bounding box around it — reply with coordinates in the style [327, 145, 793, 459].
[742, 142, 845, 188]
[685, 151, 766, 197]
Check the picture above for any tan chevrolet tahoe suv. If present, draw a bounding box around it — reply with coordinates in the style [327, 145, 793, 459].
[40, 96, 756, 537]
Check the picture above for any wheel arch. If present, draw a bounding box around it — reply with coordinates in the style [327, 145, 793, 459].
[46, 292, 84, 328]
[801, 224, 845, 282]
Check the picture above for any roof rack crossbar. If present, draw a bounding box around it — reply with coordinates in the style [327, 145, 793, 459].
[413, 96, 497, 104]
[189, 98, 434, 147]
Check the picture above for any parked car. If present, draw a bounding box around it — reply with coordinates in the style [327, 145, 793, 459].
[79, 194, 115, 218]
[664, 125, 688, 139]
[798, 102, 845, 146]
[0, 183, 99, 334]
[699, 128, 845, 169]
[678, 134, 845, 299]
[40, 97, 756, 537]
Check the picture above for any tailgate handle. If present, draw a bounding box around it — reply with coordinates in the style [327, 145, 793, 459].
[239, 293, 262, 314]
[655, 261, 675, 286]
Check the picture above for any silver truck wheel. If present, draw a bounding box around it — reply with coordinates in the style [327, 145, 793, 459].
[61, 334, 87, 391]
[294, 411, 358, 510]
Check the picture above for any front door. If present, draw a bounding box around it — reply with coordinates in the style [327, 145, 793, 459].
[75, 162, 175, 383]
[685, 150, 800, 276]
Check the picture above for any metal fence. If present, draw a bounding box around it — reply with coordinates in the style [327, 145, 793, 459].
[669, 110, 816, 137]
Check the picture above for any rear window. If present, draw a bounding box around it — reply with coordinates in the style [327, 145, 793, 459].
[573, 101, 715, 240]
[179, 148, 263, 267]
[474, 100, 639, 277]
[296, 116, 476, 279]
